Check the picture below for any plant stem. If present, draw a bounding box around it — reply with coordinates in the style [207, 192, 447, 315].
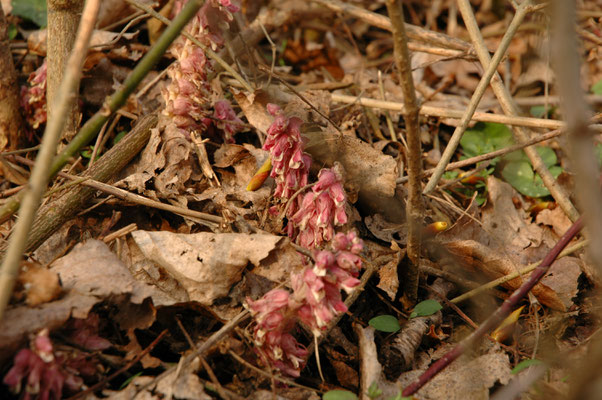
[386, 0, 423, 306]
[0, 3, 25, 151]
[402, 217, 583, 396]
[455, 0, 578, 221]
[0, 0, 100, 323]
[47, 0, 84, 143]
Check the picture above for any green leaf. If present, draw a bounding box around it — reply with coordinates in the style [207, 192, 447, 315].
[410, 299, 442, 319]
[536, 146, 557, 168]
[323, 390, 358, 400]
[501, 160, 562, 198]
[8, 23, 17, 40]
[367, 382, 382, 398]
[11, 0, 47, 27]
[595, 143, 602, 166]
[369, 315, 401, 333]
[511, 359, 545, 374]
[460, 122, 514, 163]
[592, 78, 602, 95]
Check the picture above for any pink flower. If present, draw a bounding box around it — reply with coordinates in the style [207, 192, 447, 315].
[3, 329, 95, 400]
[246, 232, 364, 376]
[164, 0, 240, 141]
[263, 104, 311, 220]
[213, 100, 243, 142]
[290, 167, 348, 249]
[21, 60, 47, 135]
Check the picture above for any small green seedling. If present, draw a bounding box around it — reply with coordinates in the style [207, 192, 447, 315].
[410, 299, 442, 319]
[369, 315, 401, 333]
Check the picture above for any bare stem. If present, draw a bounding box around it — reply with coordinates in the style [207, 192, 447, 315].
[47, 0, 84, 143]
[386, 0, 422, 306]
[0, 3, 25, 151]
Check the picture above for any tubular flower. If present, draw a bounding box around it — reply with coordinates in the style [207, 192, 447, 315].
[246, 289, 308, 377]
[263, 104, 312, 228]
[164, 0, 241, 141]
[290, 167, 347, 249]
[246, 232, 363, 376]
[21, 60, 47, 133]
[3, 329, 90, 400]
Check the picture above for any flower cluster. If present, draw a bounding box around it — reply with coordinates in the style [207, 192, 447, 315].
[263, 104, 312, 203]
[3, 328, 100, 400]
[291, 166, 347, 249]
[245, 289, 308, 377]
[164, 0, 241, 141]
[246, 231, 363, 376]
[21, 60, 47, 134]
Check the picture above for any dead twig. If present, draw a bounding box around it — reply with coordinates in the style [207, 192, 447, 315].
[386, 0, 423, 306]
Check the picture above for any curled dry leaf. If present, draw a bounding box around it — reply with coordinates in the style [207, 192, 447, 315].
[444, 239, 566, 311]
[130, 230, 298, 306]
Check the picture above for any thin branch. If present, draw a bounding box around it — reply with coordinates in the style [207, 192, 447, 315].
[0, 3, 25, 151]
[455, 0, 579, 221]
[386, 0, 423, 306]
[423, 0, 533, 194]
[47, 0, 84, 143]
[0, 0, 100, 323]
[402, 217, 583, 396]
[329, 93, 602, 131]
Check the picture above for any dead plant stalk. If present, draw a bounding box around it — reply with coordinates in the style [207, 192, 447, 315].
[386, 0, 422, 306]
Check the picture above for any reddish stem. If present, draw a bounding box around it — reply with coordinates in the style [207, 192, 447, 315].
[403, 216, 583, 396]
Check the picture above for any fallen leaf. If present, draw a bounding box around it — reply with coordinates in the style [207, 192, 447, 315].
[130, 230, 291, 306]
[444, 239, 566, 311]
[398, 351, 512, 399]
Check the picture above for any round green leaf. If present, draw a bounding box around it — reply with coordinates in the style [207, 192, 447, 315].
[323, 390, 358, 400]
[369, 315, 401, 333]
[501, 161, 555, 197]
[410, 299, 442, 319]
[460, 122, 514, 160]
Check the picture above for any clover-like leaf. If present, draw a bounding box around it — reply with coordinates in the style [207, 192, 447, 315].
[410, 299, 442, 319]
[369, 315, 401, 333]
[460, 122, 514, 163]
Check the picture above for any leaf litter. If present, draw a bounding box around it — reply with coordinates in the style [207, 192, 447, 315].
[1, 0, 601, 399]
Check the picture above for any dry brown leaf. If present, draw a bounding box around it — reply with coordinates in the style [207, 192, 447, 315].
[481, 177, 543, 255]
[130, 230, 292, 306]
[536, 207, 573, 238]
[398, 351, 512, 399]
[444, 240, 566, 311]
